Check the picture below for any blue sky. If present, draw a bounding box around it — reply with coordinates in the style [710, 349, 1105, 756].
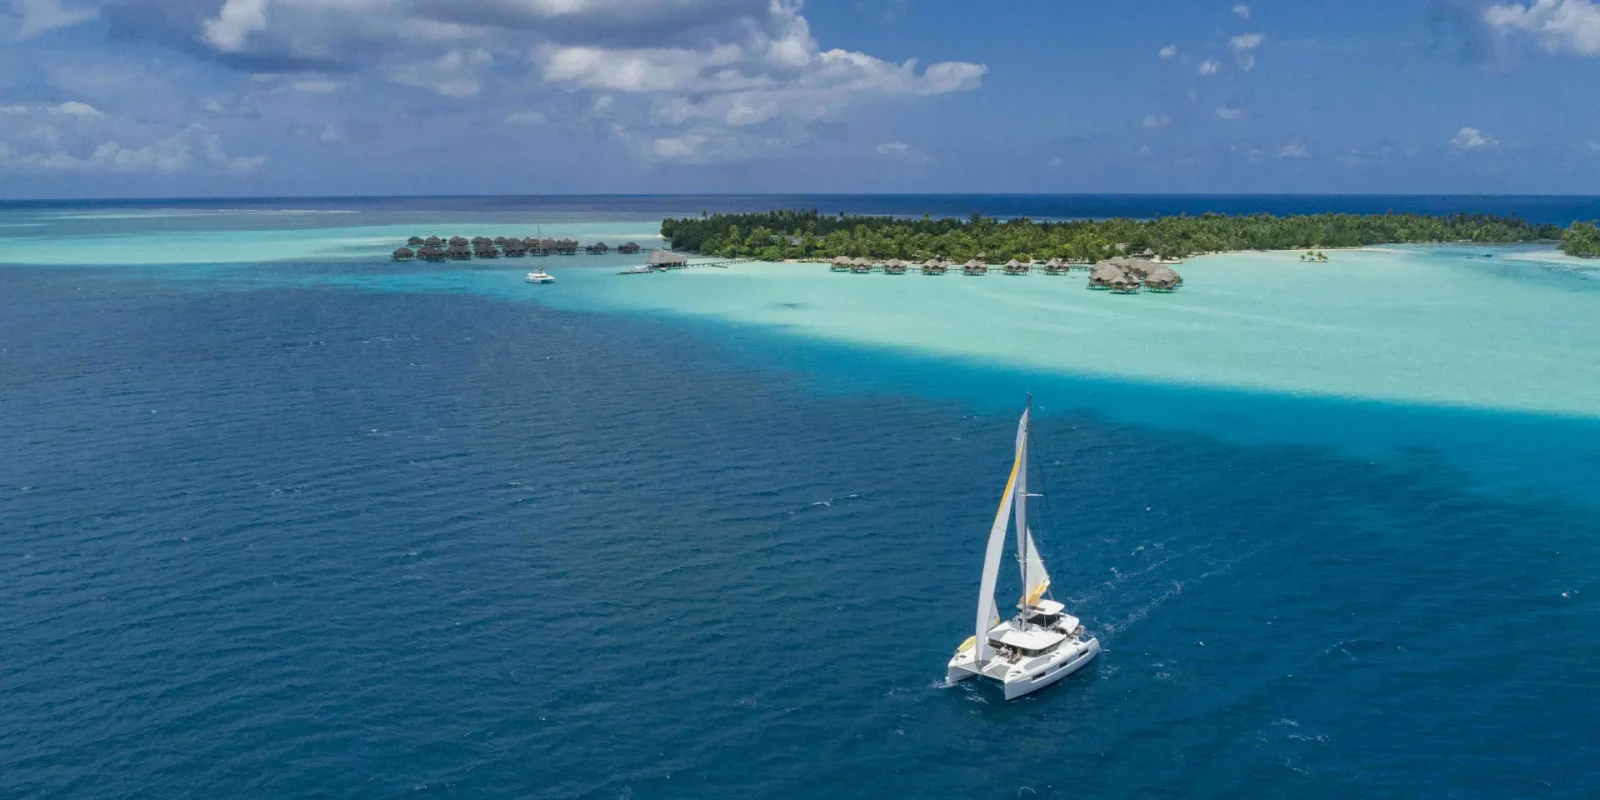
[1, 0, 1598, 198]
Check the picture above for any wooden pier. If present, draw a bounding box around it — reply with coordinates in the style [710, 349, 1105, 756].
[620, 257, 756, 274]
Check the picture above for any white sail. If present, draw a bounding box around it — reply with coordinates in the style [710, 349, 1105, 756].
[1021, 528, 1052, 608]
[975, 410, 1028, 663]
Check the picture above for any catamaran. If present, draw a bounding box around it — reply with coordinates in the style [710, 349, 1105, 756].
[524, 270, 554, 284]
[946, 400, 1100, 700]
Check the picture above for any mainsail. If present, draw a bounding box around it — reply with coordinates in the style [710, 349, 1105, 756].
[974, 407, 1030, 663]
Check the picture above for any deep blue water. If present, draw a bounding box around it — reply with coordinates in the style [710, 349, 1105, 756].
[3, 196, 1600, 798]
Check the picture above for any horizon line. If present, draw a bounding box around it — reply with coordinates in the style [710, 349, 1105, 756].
[4, 191, 1600, 205]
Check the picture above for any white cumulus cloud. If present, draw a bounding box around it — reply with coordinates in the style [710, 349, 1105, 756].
[202, 0, 270, 53]
[1216, 105, 1244, 120]
[1450, 126, 1499, 151]
[1233, 4, 1252, 19]
[167, 0, 987, 166]
[1483, 0, 1600, 57]
[1159, 44, 1177, 59]
[51, 100, 104, 117]
[1278, 143, 1308, 159]
[1199, 59, 1221, 75]
[0, 119, 265, 174]
[1143, 113, 1172, 128]
[1229, 33, 1264, 70]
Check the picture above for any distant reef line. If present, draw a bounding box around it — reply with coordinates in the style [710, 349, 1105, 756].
[660, 210, 1599, 261]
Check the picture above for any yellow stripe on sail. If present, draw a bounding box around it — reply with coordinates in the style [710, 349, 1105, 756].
[996, 444, 1022, 520]
[1024, 578, 1051, 607]
[957, 635, 977, 653]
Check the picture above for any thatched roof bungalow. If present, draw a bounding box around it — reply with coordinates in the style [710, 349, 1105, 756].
[884, 259, 907, 274]
[1143, 265, 1183, 292]
[851, 257, 873, 273]
[449, 236, 469, 247]
[1116, 257, 1157, 279]
[1003, 259, 1030, 275]
[493, 236, 507, 245]
[448, 245, 472, 261]
[475, 245, 499, 259]
[393, 247, 415, 261]
[963, 258, 988, 275]
[1088, 261, 1124, 290]
[407, 236, 425, 246]
[425, 236, 442, 247]
[586, 242, 610, 254]
[647, 249, 689, 268]
[619, 242, 641, 254]
[923, 258, 946, 275]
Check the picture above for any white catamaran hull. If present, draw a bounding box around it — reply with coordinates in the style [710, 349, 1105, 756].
[1003, 637, 1099, 700]
[946, 637, 1100, 700]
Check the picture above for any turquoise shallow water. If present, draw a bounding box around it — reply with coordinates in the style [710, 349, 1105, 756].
[3, 199, 1599, 798]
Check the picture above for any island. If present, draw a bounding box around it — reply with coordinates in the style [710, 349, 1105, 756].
[1563, 221, 1600, 258]
[660, 209, 1585, 262]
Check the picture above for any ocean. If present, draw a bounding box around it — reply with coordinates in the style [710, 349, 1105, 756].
[1, 196, 1597, 798]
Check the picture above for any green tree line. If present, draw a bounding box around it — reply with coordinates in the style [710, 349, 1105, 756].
[660, 209, 1564, 262]
[1563, 222, 1600, 258]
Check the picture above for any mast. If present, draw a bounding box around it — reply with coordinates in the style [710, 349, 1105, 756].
[1015, 396, 1031, 621]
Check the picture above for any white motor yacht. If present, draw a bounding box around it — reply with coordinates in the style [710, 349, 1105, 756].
[524, 270, 555, 284]
[946, 399, 1100, 700]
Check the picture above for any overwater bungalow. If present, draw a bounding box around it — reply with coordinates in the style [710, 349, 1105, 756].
[475, 245, 499, 259]
[619, 242, 641, 254]
[425, 236, 443, 247]
[923, 258, 947, 275]
[884, 259, 908, 275]
[851, 257, 873, 274]
[1088, 261, 1123, 290]
[1110, 273, 1141, 293]
[831, 256, 852, 272]
[540, 237, 558, 253]
[493, 236, 507, 245]
[647, 249, 688, 269]
[1143, 265, 1183, 292]
[449, 236, 469, 247]
[503, 241, 526, 257]
[407, 236, 425, 246]
[448, 244, 472, 261]
[417, 246, 444, 262]
[1003, 259, 1030, 275]
[586, 242, 610, 254]
[393, 247, 415, 261]
[1043, 257, 1067, 275]
[963, 258, 988, 276]
[561, 238, 580, 254]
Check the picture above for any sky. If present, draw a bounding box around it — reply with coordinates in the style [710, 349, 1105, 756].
[0, 0, 1598, 198]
